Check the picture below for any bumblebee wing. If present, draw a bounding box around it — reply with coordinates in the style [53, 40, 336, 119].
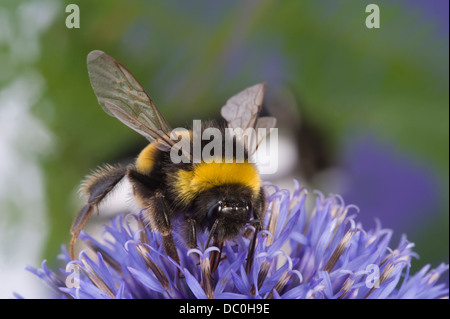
[253, 116, 277, 153]
[221, 83, 276, 154]
[87, 50, 174, 150]
[220, 82, 267, 130]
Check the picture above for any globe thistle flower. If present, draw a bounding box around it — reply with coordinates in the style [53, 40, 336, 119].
[27, 181, 448, 299]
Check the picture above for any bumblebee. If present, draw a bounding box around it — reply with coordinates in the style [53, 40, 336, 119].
[70, 50, 277, 274]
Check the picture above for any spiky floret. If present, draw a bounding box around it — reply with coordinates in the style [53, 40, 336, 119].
[26, 180, 449, 299]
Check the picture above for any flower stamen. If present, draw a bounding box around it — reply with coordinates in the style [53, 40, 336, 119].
[323, 228, 358, 273]
[134, 243, 170, 290]
[80, 253, 116, 298]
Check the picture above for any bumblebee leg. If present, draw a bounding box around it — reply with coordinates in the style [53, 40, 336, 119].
[209, 237, 224, 274]
[245, 202, 264, 275]
[245, 225, 260, 275]
[70, 204, 94, 259]
[127, 169, 182, 271]
[144, 193, 181, 267]
[186, 219, 197, 249]
[162, 233, 179, 263]
[70, 164, 127, 259]
[145, 192, 172, 235]
[163, 233, 184, 279]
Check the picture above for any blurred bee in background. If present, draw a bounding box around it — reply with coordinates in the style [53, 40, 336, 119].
[70, 50, 276, 274]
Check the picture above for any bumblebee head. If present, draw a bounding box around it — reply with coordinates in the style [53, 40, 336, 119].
[193, 184, 255, 241]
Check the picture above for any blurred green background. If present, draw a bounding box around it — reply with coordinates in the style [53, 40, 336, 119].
[0, 0, 448, 297]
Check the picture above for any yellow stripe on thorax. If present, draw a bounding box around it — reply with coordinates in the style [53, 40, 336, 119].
[174, 160, 261, 205]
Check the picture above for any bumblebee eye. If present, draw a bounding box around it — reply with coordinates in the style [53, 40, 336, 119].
[246, 202, 253, 218]
[207, 201, 222, 219]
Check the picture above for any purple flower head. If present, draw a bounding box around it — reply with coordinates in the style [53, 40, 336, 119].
[28, 180, 448, 299]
